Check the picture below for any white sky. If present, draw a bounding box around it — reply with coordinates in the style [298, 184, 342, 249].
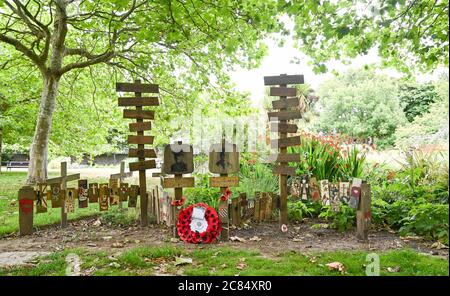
[230, 36, 447, 108]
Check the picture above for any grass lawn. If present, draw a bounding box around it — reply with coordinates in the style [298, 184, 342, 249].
[0, 171, 109, 236]
[0, 246, 447, 276]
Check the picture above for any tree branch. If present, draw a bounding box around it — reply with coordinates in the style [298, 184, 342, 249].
[0, 32, 45, 72]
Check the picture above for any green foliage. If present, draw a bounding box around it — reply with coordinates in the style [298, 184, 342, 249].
[399, 83, 440, 122]
[316, 68, 406, 148]
[369, 149, 449, 244]
[100, 208, 138, 227]
[287, 200, 319, 222]
[288, 132, 367, 181]
[319, 205, 356, 232]
[284, 0, 449, 73]
[400, 202, 449, 244]
[238, 162, 278, 199]
[395, 78, 449, 148]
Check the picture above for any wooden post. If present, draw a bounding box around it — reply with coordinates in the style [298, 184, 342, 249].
[60, 162, 68, 227]
[116, 80, 159, 227]
[18, 186, 34, 235]
[356, 182, 371, 241]
[264, 74, 304, 231]
[254, 191, 261, 222]
[208, 140, 239, 241]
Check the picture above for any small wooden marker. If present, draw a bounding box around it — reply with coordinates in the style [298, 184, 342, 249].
[18, 186, 34, 235]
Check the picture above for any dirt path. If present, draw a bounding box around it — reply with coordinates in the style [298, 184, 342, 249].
[0, 217, 447, 267]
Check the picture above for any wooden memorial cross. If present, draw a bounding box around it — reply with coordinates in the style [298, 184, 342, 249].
[110, 161, 133, 208]
[117, 80, 159, 226]
[264, 74, 304, 230]
[208, 139, 240, 241]
[161, 141, 195, 236]
[45, 162, 80, 227]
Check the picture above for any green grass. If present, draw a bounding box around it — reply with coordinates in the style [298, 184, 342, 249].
[0, 245, 447, 276]
[0, 171, 108, 236]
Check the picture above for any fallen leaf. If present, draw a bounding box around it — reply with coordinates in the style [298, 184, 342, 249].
[109, 262, 121, 268]
[86, 243, 97, 247]
[431, 242, 448, 250]
[249, 236, 261, 242]
[174, 256, 193, 266]
[292, 237, 302, 242]
[220, 263, 227, 268]
[326, 262, 346, 274]
[387, 266, 401, 273]
[112, 242, 124, 248]
[102, 236, 113, 241]
[230, 236, 246, 242]
[92, 219, 101, 227]
[236, 262, 247, 270]
[170, 238, 179, 243]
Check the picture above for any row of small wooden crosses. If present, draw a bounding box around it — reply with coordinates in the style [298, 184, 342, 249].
[290, 176, 365, 211]
[33, 180, 141, 214]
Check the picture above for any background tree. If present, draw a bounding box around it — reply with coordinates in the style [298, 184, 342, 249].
[316, 68, 406, 147]
[284, 0, 449, 73]
[399, 82, 441, 122]
[0, 0, 281, 183]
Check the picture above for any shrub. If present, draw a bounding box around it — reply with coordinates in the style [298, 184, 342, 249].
[287, 200, 319, 222]
[318, 204, 356, 232]
[238, 162, 278, 199]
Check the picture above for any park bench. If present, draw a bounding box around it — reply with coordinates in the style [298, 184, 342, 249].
[7, 161, 29, 171]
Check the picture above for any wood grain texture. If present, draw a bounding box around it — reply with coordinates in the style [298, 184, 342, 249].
[272, 97, 300, 109]
[128, 148, 156, 158]
[123, 109, 155, 120]
[270, 153, 301, 163]
[209, 176, 239, 187]
[263, 74, 304, 85]
[116, 82, 159, 93]
[129, 121, 152, 132]
[268, 110, 302, 121]
[19, 186, 34, 235]
[163, 177, 195, 188]
[269, 87, 297, 97]
[270, 122, 298, 133]
[118, 97, 159, 106]
[272, 165, 296, 175]
[356, 182, 371, 241]
[129, 160, 156, 171]
[270, 136, 301, 148]
[127, 135, 154, 145]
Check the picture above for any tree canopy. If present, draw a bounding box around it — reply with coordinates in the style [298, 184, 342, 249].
[285, 0, 449, 73]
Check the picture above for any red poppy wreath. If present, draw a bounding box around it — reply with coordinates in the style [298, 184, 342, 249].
[176, 203, 222, 244]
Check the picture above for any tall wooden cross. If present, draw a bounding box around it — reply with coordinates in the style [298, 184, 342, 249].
[264, 74, 304, 230]
[45, 162, 80, 227]
[110, 161, 133, 182]
[117, 80, 159, 226]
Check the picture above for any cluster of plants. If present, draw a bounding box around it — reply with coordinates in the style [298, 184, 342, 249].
[288, 132, 367, 181]
[368, 150, 449, 244]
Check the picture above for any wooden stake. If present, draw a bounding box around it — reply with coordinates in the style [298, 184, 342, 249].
[18, 186, 34, 235]
[219, 173, 230, 240]
[356, 182, 371, 241]
[173, 173, 183, 237]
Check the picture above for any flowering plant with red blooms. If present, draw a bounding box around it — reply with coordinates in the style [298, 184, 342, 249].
[220, 187, 232, 202]
[171, 196, 186, 207]
[177, 203, 222, 244]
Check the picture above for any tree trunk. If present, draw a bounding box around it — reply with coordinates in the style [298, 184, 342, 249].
[26, 75, 60, 184]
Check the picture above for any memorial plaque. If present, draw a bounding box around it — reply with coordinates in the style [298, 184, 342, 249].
[65, 188, 76, 213]
[309, 177, 320, 202]
[264, 74, 304, 86]
[78, 180, 88, 208]
[163, 177, 195, 188]
[110, 187, 120, 206]
[319, 180, 330, 206]
[209, 142, 239, 174]
[339, 182, 350, 204]
[300, 175, 309, 200]
[50, 184, 63, 208]
[349, 178, 363, 209]
[119, 183, 129, 202]
[88, 183, 99, 203]
[99, 184, 109, 211]
[162, 143, 194, 174]
[35, 189, 48, 213]
[329, 182, 340, 211]
[128, 185, 139, 208]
